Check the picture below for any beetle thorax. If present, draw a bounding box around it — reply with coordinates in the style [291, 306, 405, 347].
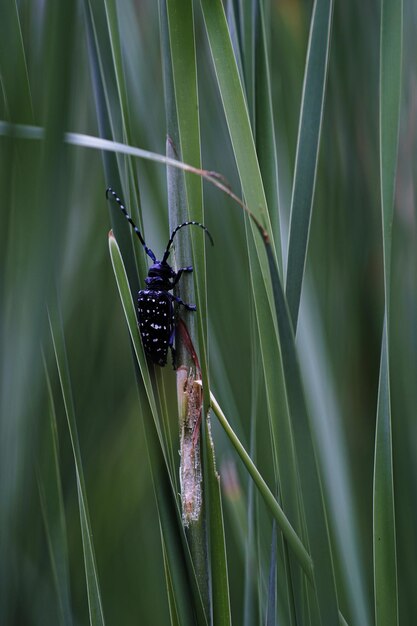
[145, 260, 175, 290]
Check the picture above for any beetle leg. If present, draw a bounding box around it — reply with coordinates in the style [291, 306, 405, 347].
[168, 325, 177, 369]
[171, 294, 197, 311]
[171, 266, 193, 287]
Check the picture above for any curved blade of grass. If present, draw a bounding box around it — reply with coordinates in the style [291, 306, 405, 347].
[245, 228, 306, 622]
[199, 0, 276, 251]
[100, 0, 144, 238]
[238, 0, 255, 120]
[0, 120, 253, 225]
[108, 232, 160, 438]
[199, 0, 300, 523]
[138, 384, 205, 626]
[38, 356, 73, 626]
[161, 0, 200, 490]
[225, 0, 244, 90]
[0, 0, 33, 122]
[197, 2, 307, 616]
[259, 236, 340, 624]
[206, 419, 232, 626]
[206, 388, 313, 580]
[254, 0, 282, 274]
[298, 282, 371, 626]
[102, 0, 131, 144]
[166, 0, 210, 391]
[379, 0, 403, 309]
[163, 72, 212, 624]
[87, 9, 207, 617]
[83, 0, 142, 296]
[48, 299, 105, 626]
[109, 232, 209, 626]
[161, 537, 182, 626]
[265, 521, 277, 626]
[373, 0, 402, 623]
[285, 0, 334, 332]
[373, 317, 397, 626]
[109, 235, 173, 482]
[115, 255, 204, 624]
[165, 4, 227, 619]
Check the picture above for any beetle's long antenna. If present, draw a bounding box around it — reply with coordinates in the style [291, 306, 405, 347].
[162, 221, 214, 263]
[106, 187, 156, 263]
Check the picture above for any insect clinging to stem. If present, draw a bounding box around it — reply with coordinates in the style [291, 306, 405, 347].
[106, 187, 213, 367]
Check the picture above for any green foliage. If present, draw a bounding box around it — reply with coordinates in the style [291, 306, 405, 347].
[0, 0, 414, 624]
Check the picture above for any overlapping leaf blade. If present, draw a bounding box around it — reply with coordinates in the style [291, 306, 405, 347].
[373, 1, 402, 624]
[285, 0, 334, 332]
[48, 301, 105, 626]
[200, 1, 340, 622]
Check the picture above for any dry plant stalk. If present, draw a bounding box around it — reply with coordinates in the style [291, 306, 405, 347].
[177, 365, 203, 526]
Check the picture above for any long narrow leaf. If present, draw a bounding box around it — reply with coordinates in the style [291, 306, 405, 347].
[207, 389, 313, 580]
[83, 0, 140, 294]
[0, 120, 251, 226]
[198, 3, 307, 618]
[254, 0, 282, 273]
[373, 0, 402, 623]
[109, 231, 209, 626]
[108, 232, 162, 441]
[261, 237, 341, 623]
[206, 421, 232, 626]
[265, 522, 277, 626]
[199, 0, 275, 248]
[165, 0, 210, 383]
[373, 318, 397, 625]
[0, 0, 33, 122]
[38, 356, 73, 626]
[48, 300, 105, 626]
[379, 0, 403, 306]
[200, 0, 301, 535]
[285, 0, 334, 332]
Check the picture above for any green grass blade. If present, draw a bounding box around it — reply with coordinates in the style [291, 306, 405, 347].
[38, 356, 73, 626]
[207, 389, 313, 580]
[254, 0, 282, 274]
[261, 236, 340, 624]
[379, 0, 403, 308]
[108, 232, 160, 430]
[298, 284, 372, 626]
[161, 536, 182, 626]
[102, 0, 131, 143]
[199, 0, 275, 247]
[285, 0, 334, 331]
[206, 421, 232, 626]
[48, 300, 105, 626]
[373, 317, 397, 625]
[200, 0, 300, 522]
[0, 120, 254, 210]
[373, 0, 402, 623]
[138, 389, 202, 626]
[225, 1, 245, 89]
[165, 0, 210, 391]
[265, 522, 277, 626]
[238, 0, 255, 119]
[109, 233, 208, 626]
[164, 3, 212, 615]
[198, 2, 307, 616]
[83, 1, 140, 294]
[101, 0, 144, 233]
[0, 0, 33, 122]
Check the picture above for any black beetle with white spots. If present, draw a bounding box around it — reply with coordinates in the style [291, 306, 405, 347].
[107, 188, 213, 367]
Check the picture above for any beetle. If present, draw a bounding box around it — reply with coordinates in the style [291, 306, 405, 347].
[106, 187, 213, 367]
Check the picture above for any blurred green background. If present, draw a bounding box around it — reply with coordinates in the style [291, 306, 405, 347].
[0, 0, 416, 624]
